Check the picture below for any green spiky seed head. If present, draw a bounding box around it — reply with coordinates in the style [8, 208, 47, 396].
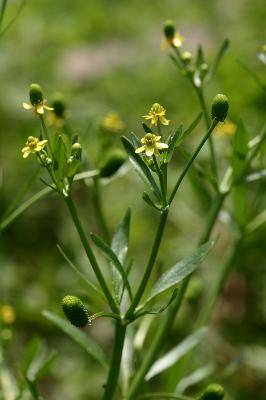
[211, 94, 229, 122]
[164, 20, 175, 39]
[99, 149, 127, 178]
[199, 384, 225, 400]
[29, 84, 43, 105]
[62, 295, 88, 328]
[51, 93, 66, 118]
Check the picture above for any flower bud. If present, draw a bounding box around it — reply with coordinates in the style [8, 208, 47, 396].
[29, 83, 43, 105]
[99, 149, 127, 178]
[164, 20, 175, 40]
[181, 51, 192, 64]
[211, 94, 229, 122]
[199, 384, 225, 400]
[51, 93, 66, 119]
[71, 142, 82, 159]
[62, 295, 89, 328]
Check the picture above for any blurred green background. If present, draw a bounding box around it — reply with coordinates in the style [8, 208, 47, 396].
[1, 0, 266, 399]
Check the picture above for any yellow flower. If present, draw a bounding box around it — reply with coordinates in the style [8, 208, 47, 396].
[1, 305, 16, 324]
[143, 103, 170, 126]
[161, 32, 184, 50]
[135, 133, 168, 157]
[102, 112, 125, 133]
[22, 136, 48, 158]
[23, 99, 54, 115]
[214, 120, 236, 137]
[23, 83, 53, 115]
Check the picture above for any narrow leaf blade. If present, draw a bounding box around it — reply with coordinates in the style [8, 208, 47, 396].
[91, 233, 132, 300]
[144, 240, 215, 306]
[122, 136, 162, 202]
[146, 327, 207, 380]
[42, 311, 108, 369]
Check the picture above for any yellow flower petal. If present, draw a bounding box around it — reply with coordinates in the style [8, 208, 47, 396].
[23, 102, 32, 110]
[135, 146, 146, 154]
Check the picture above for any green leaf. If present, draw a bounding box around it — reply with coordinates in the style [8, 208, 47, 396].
[176, 363, 214, 393]
[110, 210, 131, 301]
[207, 39, 229, 81]
[56, 244, 105, 303]
[232, 119, 249, 182]
[145, 327, 207, 380]
[176, 113, 202, 147]
[142, 191, 161, 210]
[122, 136, 162, 202]
[195, 45, 204, 68]
[42, 311, 108, 369]
[167, 125, 182, 162]
[143, 240, 215, 306]
[111, 209, 131, 266]
[135, 289, 178, 319]
[130, 132, 142, 148]
[0, 169, 99, 232]
[91, 233, 132, 301]
[142, 123, 153, 133]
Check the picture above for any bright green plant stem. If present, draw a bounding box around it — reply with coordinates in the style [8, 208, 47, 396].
[168, 119, 218, 205]
[92, 177, 111, 243]
[126, 191, 227, 399]
[39, 115, 53, 156]
[173, 47, 218, 182]
[196, 88, 218, 181]
[153, 154, 167, 207]
[126, 208, 169, 320]
[64, 195, 119, 314]
[102, 320, 126, 400]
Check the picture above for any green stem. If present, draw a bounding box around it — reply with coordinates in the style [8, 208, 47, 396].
[169, 120, 218, 205]
[173, 47, 218, 183]
[0, 0, 8, 32]
[92, 177, 111, 243]
[126, 191, 227, 399]
[126, 208, 169, 320]
[102, 320, 126, 400]
[196, 89, 218, 181]
[64, 195, 119, 314]
[39, 115, 53, 156]
[153, 155, 167, 207]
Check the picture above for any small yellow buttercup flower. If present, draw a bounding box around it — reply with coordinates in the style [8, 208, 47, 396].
[22, 136, 48, 158]
[1, 305, 16, 324]
[162, 20, 184, 49]
[143, 103, 170, 126]
[135, 133, 168, 157]
[102, 112, 125, 133]
[23, 83, 53, 115]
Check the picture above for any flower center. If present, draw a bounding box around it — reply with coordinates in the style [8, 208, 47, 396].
[144, 133, 156, 146]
